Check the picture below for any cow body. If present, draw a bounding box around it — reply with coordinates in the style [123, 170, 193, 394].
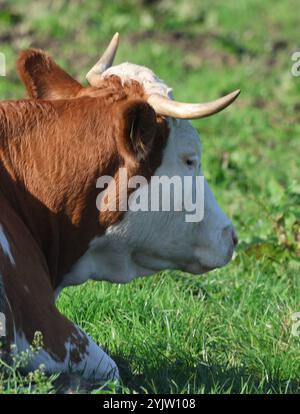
[0, 44, 238, 386]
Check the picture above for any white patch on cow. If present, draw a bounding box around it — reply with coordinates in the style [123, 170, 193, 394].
[59, 63, 236, 290]
[103, 62, 173, 99]
[14, 326, 119, 382]
[0, 224, 15, 265]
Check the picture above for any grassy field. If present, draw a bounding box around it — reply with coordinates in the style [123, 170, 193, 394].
[0, 0, 300, 393]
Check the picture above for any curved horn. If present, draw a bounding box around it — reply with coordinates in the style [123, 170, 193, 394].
[147, 89, 240, 119]
[86, 32, 119, 87]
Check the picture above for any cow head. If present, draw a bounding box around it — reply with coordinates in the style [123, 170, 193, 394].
[16, 34, 239, 288]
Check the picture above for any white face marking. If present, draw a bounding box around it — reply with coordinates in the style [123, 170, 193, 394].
[14, 326, 119, 382]
[0, 224, 15, 266]
[60, 63, 236, 289]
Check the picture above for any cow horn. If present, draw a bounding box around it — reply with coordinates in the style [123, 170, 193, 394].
[86, 32, 119, 86]
[147, 89, 240, 119]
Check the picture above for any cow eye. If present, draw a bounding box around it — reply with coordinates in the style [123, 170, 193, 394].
[183, 155, 198, 169]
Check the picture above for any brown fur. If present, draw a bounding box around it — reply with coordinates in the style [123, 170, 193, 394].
[0, 49, 169, 365]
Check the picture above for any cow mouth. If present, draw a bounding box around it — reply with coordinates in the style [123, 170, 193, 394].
[132, 251, 178, 275]
[132, 251, 217, 276]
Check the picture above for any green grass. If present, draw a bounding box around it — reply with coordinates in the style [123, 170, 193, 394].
[0, 0, 300, 394]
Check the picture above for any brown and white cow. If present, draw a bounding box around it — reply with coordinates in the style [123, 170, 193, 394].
[0, 34, 239, 385]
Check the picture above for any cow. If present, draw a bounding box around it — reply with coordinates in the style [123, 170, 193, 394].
[0, 33, 239, 388]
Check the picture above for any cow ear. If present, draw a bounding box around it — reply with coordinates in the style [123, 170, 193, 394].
[118, 100, 157, 163]
[17, 48, 83, 99]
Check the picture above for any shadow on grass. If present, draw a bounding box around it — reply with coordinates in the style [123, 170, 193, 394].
[113, 353, 300, 394]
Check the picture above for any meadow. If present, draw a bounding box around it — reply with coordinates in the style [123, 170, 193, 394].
[0, 0, 299, 393]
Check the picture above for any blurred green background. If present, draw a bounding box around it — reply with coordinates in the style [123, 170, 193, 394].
[0, 0, 299, 394]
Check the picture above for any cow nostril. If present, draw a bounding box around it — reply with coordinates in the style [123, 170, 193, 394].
[222, 225, 238, 248]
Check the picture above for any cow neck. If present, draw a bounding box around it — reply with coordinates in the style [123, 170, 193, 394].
[0, 91, 169, 291]
[0, 98, 122, 289]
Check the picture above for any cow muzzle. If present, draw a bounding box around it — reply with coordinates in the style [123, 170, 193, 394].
[186, 224, 238, 275]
